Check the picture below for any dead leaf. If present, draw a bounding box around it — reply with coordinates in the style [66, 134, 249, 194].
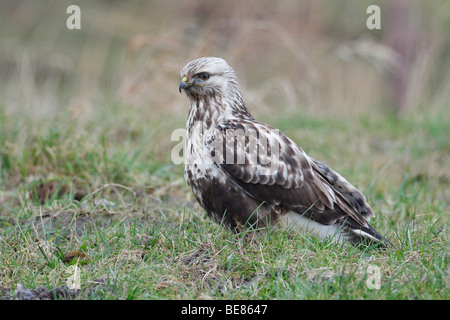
[63, 251, 89, 263]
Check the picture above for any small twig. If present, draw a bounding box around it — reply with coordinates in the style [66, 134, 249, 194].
[37, 244, 51, 266]
[84, 183, 137, 207]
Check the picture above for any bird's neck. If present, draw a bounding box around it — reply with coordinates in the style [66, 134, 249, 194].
[186, 93, 253, 130]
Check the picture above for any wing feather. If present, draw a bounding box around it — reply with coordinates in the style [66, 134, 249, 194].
[205, 119, 372, 227]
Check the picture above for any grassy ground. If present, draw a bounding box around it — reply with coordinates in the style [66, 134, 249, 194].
[0, 0, 449, 300]
[0, 107, 448, 300]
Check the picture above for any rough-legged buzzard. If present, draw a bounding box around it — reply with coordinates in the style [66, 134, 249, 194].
[179, 57, 390, 247]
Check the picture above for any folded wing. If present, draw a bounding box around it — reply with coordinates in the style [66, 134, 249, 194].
[205, 119, 374, 229]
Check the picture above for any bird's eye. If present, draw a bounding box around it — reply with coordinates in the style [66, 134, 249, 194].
[198, 73, 210, 81]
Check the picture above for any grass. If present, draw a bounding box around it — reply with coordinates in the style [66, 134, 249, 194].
[0, 107, 448, 300]
[0, 0, 449, 300]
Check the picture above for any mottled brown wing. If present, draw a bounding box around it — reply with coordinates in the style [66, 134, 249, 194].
[205, 119, 371, 227]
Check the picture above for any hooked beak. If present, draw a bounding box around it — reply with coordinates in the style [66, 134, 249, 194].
[179, 76, 189, 93]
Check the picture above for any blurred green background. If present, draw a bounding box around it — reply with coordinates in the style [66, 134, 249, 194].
[1, 0, 449, 117]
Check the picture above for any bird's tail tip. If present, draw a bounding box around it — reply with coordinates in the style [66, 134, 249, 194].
[350, 226, 394, 249]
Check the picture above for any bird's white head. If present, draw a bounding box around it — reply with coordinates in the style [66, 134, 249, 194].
[179, 57, 241, 101]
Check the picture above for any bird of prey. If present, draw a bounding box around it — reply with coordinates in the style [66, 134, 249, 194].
[179, 57, 389, 247]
